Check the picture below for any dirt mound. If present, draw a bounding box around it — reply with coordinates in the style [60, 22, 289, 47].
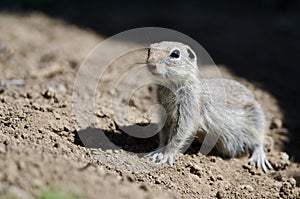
[0, 13, 299, 199]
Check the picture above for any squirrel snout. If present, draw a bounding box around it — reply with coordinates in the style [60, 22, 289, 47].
[147, 63, 157, 70]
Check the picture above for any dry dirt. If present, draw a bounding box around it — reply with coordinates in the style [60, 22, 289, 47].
[0, 12, 299, 199]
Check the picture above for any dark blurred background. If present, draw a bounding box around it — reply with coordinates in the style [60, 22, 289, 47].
[1, 0, 299, 160]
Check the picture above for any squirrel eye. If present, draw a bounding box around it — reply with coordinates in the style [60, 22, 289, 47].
[169, 49, 180, 58]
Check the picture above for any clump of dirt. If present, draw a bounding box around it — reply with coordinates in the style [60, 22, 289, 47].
[0, 12, 299, 199]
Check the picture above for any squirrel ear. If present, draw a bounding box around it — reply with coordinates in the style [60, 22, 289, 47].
[187, 48, 195, 60]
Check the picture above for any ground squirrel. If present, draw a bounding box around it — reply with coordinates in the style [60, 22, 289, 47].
[145, 41, 273, 172]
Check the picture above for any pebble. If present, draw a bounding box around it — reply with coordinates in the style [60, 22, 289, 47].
[106, 149, 113, 154]
[244, 185, 254, 192]
[238, 184, 254, 192]
[216, 190, 225, 199]
[113, 149, 120, 154]
[279, 178, 299, 198]
[280, 152, 289, 160]
[271, 172, 283, 181]
[216, 174, 223, 180]
[221, 181, 231, 190]
[42, 88, 56, 99]
[210, 175, 216, 182]
[159, 174, 165, 178]
[53, 112, 61, 120]
[26, 92, 33, 99]
[189, 164, 202, 177]
[209, 157, 216, 162]
[273, 152, 290, 170]
[287, 178, 296, 188]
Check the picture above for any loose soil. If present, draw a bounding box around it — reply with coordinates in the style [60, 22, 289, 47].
[0, 13, 299, 199]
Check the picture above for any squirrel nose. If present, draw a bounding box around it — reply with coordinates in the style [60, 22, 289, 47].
[147, 63, 156, 70]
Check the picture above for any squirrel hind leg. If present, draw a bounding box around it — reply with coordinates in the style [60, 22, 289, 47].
[248, 145, 273, 173]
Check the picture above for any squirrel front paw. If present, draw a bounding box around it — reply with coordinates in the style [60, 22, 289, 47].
[145, 148, 177, 166]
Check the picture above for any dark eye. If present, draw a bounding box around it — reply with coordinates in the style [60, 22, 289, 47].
[170, 49, 180, 58]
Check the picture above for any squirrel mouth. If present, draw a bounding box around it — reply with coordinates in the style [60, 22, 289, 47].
[149, 70, 165, 78]
[147, 63, 165, 77]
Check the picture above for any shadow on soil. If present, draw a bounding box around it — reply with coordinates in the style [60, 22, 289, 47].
[74, 125, 159, 153]
[73, 124, 221, 158]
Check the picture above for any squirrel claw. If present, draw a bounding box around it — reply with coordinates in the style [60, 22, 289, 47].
[248, 146, 273, 173]
[146, 148, 175, 166]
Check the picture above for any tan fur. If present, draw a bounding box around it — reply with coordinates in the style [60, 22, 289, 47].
[146, 41, 273, 172]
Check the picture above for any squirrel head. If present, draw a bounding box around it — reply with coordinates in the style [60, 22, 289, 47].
[147, 41, 199, 83]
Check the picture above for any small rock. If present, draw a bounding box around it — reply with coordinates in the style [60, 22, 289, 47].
[216, 174, 223, 181]
[244, 185, 254, 192]
[210, 175, 216, 182]
[216, 190, 225, 199]
[50, 121, 64, 133]
[271, 172, 283, 181]
[106, 149, 113, 154]
[273, 152, 290, 170]
[287, 178, 297, 188]
[280, 179, 299, 198]
[280, 152, 289, 160]
[209, 157, 216, 162]
[26, 93, 33, 99]
[221, 181, 231, 190]
[189, 164, 202, 177]
[21, 133, 29, 139]
[43, 88, 56, 99]
[243, 163, 262, 175]
[53, 112, 61, 120]
[113, 149, 120, 154]
[95, 110, 108, 118]
[46, 107, 54, 112]
[234, 192, 241, 197]
[31, 103, 41, 111]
